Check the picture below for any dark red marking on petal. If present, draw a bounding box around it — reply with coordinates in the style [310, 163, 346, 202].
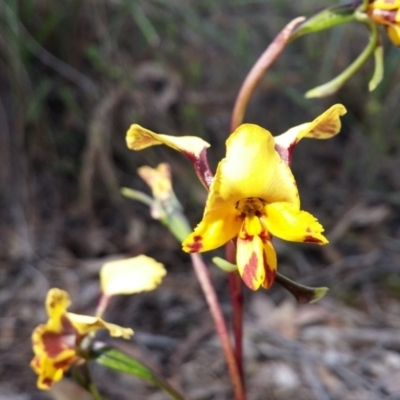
[42, 331, 76, 358]
[258, 219, 271, 242]
[41, 377, 53, 388]
[185, 235, 203, 253]
[240, 232, 253, 242]
[185, 147, 214, 189]
[304, 235, 323, 244]
[41, 316, 77, 358]
[275, 142, 295, 165]
[241, 251, 258, 290]
[263, 249, 277, 289]
[263, 266, 276, 289]
[239, 221, 254, 242]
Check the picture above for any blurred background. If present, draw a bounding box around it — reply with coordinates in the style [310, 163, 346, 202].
[1, 0, 400, 399]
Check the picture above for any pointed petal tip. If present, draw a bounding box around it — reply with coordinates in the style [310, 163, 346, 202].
[304, 234, 329, 245]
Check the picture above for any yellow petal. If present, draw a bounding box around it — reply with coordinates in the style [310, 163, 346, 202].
[31, 354, 71, 390]
[264, 202, 328, 244]
[45, 289, 72, 332]
[387, 24, 400, 46]
[126, 124, 210, 157]
[274, 104, 346, 164]
[369, 0, 400, 12]
[100, 255, 166, 296]
[236, 232, 277, 290]
[67, 313, 133, 339]
[241, 214, 263, 236]
[182, 199, 242, 252]
[138, 163, 173, 201]
[217, 124, 300, 207]
[261, 240, 278, 289]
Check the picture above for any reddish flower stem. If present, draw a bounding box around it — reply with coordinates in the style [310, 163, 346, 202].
[224, 17, 306, 394]
[190, 253, 245, 400]
[225, 242, 244, 382]
[228, 272, 244, 380]
[95, 293, 112, 318]
[230, 17, 305, 132]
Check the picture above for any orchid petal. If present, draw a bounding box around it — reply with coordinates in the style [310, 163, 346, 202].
[217, 124, 300, 207]
[126, 124, 213, 188]
[45, 289, 72, 332]
[30, 354, 71, 390]
[237, 217, 277, 290]
[387, 24, 400, 45]
[261, 240, 278, 289]
[100, 255, 166, 296]
[182, 199, 241, 253]
[126, 124, 210, 155]
[237, 234, 266, 290]
[67, 313, 133, 339]
[274, 104, 346, 164]
[264, 202, 328, 244]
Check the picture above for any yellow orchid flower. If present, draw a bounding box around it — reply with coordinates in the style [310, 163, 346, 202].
[367, 0, 400, 45]
[125, 104, 346, 290]
[31, 288, 133, 390]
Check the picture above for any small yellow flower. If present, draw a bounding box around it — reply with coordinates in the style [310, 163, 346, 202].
[367, 0, 400, 45]
[125, 105, 346, 290]
[138, 164, 173, 202]
[31, 288, 133, 390]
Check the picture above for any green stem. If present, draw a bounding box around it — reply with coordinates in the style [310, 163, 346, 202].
[121, 187, 154, 206]
[88, 381, 104, 400]
[79, 362, 105, 400]
[305, 19, 378, 98]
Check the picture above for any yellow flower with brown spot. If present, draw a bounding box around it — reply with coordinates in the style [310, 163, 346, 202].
[31, 288, 133, 390]
[126, 104, 347, 290]
[367, 0, 400, 45]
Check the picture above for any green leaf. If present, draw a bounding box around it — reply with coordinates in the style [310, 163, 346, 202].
[290, 4, 357, 41]
[275, 272, 328, 304]
[91, 344, 184, 400]
[305, 19, 379, 98]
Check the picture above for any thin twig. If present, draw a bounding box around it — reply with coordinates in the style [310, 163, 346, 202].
[226, 242, 244, 383]
[230, 17, 305, 132]
[190, 253, 245, 400]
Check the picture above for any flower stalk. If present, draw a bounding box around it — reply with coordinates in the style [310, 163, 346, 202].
[125, 163, 246, 400]
[227, 17, 307, 391]
[231, 17, 305, 131]
[191, 253, 245, 400]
